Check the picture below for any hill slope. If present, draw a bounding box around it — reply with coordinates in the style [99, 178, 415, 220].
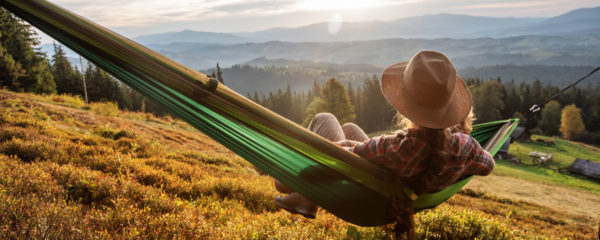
[0, 90, 597, 239]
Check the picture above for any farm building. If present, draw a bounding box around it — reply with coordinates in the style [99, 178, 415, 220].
[568, 158, 600, 180]
[511, 126, 531, 142]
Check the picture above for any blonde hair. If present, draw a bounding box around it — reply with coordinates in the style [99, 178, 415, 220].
[450, 108, 476, 134]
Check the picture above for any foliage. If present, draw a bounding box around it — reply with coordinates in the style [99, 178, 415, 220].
[538, 100, 561, 136]
[51, 44, 82, 95]
[356, 75, 394, 133]
[89, 101, 120, 117]
[0, 44, 25, 88]
[416, 207, 516, 240]
[0, 8, 55, 94]
[304, 78, 356, 124]
[302, 97, 326, 126]
[470, 79, 505, 123]
[560, 104, 585, 140]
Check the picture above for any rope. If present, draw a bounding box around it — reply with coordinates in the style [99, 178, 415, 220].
[526, 66, 600, 116]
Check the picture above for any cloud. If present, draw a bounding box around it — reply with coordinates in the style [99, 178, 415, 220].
[213, 0, 295, 14]
[44, 0, 599, 39]
[463, 1, 554, 9]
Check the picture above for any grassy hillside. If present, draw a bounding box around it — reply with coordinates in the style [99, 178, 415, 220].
[497, 135, 600, 194]
[0, 90, 598, 239]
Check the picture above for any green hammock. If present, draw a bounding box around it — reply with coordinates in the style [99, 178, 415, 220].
[1, 0, 519, 227]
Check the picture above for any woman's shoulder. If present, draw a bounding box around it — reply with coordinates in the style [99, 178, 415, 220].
[449, 132, 484, 154]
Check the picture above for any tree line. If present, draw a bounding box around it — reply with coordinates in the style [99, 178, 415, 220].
[0, 9, 169, 114]
[247, 75, 396, 134]
[250, 76, 600, 145]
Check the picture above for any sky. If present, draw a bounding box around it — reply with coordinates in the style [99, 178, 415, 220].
[37, 0, 599, 43]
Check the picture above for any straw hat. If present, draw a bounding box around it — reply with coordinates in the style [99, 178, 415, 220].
[381, 51, 471, 129]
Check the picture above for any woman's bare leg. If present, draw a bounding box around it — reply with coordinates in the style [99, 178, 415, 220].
[342, 123, 369, 142]
[274, 113, 348, 219]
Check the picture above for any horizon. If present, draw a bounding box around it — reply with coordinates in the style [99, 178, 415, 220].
[36, 0, 599, 44]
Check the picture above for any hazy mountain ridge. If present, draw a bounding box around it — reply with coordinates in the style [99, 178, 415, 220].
[147, 34, 600, 70]
[134, 30, 254, 45]
[133, 6, 598, 45]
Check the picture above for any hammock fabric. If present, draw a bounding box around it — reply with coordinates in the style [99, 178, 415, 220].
[1, 0, 519, 227]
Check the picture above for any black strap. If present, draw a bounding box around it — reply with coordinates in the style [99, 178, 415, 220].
[526, 66, 600, 116]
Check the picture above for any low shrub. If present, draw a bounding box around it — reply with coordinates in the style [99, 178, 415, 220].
[416, 206, 520, 240]
[89, 102, 119, 117]
[115, 137, 163, 158]
[39, 93, 86, 109]
[0, 138, 64, 162]
[97, 128, 135, 140]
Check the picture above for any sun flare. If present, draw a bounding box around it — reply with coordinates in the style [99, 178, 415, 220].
[295, 0, 392, 11]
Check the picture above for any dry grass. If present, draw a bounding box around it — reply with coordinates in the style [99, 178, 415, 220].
[0, 89, 598, 239]
[466, 175, 600, 226]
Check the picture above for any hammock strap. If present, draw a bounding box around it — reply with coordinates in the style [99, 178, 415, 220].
[527, 66, 600, 114]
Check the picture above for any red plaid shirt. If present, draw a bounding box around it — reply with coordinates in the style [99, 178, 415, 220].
[337, 130, 494, 193]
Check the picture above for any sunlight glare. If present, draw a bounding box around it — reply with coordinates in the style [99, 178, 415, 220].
[328, 13, 343, 35]
[296, 0, 388, 11]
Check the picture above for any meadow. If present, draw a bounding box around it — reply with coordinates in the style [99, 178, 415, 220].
[0, 89, 598, 239]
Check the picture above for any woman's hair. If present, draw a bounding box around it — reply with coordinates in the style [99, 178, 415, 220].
[391, 110, 475, 239]
[450, 108, 476, 134]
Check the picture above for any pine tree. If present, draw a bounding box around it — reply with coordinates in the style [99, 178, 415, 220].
[85, 64, 120, 103]
[216, 62, 223, 83]
[0, 44, 25, 88]
[358, 75, 394, 132]
[311, 80, 321, 99]
[51, 44, 81, 94]
[347, 82, 356, 107]
[560, 104, 585, 140]
[0, 8, 55, 93]
[502, 80, 520, 119]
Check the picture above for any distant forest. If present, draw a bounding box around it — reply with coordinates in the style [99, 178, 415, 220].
[2, 9, 599, 145]
[201, 61, 600, 96]
[249, 75, 600, 145]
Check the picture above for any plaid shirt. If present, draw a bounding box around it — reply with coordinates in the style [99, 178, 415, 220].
[337, 130, 494, 193]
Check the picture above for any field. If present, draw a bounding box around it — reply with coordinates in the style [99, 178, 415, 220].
[0, 89, 598, 239]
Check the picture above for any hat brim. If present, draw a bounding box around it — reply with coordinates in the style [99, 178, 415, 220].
[381, 62, 472, 129]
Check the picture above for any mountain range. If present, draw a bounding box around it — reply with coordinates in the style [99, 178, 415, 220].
[148, 34, 600, 70]
[133, 6, 600, 45]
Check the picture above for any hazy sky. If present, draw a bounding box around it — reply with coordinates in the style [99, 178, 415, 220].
[38, 0, 598, 42]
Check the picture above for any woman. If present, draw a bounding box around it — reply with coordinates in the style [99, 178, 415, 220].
[273, 51, 494, 233]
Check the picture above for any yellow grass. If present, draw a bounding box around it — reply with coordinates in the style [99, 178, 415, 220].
[0, 89, 598, 239]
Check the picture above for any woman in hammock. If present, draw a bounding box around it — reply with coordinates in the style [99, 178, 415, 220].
[273, 50, 494, 234]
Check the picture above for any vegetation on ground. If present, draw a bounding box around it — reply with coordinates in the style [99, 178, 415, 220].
[0, 90, 598, 239]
